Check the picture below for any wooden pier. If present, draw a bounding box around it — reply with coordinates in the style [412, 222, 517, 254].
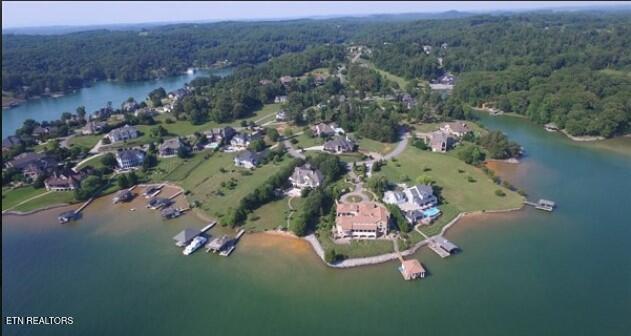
[524, 199, 556, 212]
[168, 190, 183, 200]
[201, 221, 216, 233]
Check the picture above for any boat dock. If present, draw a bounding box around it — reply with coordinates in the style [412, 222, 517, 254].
[428, 236, 459, 258]
[235, 229, 246, 240]
[168, 190, 183, 200]
[524, 199, 556, 212]
[201, 221, 216, 233]
[143, 184, 165, 199]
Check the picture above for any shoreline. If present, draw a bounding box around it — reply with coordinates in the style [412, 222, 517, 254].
[2, 180, 525, 270]
[263, 205, 525, 269]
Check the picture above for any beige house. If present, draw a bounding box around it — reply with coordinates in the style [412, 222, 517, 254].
[335, 201, 389, 239]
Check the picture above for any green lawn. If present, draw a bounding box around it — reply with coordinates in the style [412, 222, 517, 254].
[357, 137, 395, 155]
[364, 62, 409, 89]
[67, 134, 102, 150]
[2, 186, 48, 211]
[244, 199, 291, 232]
[294, 133, 324, 148]
[12, 191, 78, 212]
[154, 103, 282, 136]
[76, 154, 106, 170]
[317, 229, 395, 258]
[375, 146, 523, 234]
[150, 150, 294, 220]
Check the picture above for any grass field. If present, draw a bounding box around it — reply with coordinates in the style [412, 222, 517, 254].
[357, 136, 395, 155]
[67, 134, 102, 150]
[376, 146, 523, 228]
[12, 191, 77, 212]
[294, 133, 324, 148]
[153, 103, 282, 136]
[317, 229, 395, 258]
[244, 199, 290, 232]
[2, 186, 48, 211]
[149, 150, 294, 220]
[76, 154, 106, 169]
[364, 62, 409, 89]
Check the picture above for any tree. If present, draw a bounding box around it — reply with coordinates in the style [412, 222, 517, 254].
[117, 174, 130, 189]
[101, 153, 117, 168]
[150, 125, 168, 137]
[248, 139, 266, 152]
[266, 128, 280, 142]
[457, 144, 486, 165]
[76, 106, 86, 120]
[386, 204, 411, 233]
[143, 153, 158, 169]
[366, 175, 389, 198]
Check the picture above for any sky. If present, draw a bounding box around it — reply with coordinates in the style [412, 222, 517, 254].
[2, 1, 627, 29]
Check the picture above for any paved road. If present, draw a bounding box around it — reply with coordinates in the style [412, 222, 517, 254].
[283, 139, 305, 159]
[383, 132, 410, 160]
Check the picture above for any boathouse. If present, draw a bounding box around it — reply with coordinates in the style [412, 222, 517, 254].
[206, 235, 232, 253]
[399, 259, 426, 280]
[434, 237, 459, 254]
[173, 228, 201, 247]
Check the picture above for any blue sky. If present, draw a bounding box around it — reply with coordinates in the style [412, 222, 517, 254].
[2, 1, 626, 29]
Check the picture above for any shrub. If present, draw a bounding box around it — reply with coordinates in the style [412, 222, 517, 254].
[495, 189, 506, 197]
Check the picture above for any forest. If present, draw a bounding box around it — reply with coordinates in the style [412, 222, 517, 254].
[3, 11, 630, 137]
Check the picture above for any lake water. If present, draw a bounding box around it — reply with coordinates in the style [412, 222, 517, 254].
[2, 114, 630, 335]
[1, 68, 233, 136]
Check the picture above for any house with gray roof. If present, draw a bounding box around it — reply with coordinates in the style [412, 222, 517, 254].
[323, 136, 356, 154]
[289, 164, 324, 190]
[427, 131, 454, 153]
[107, 125, 139, 143]
[440, 121, 472, 138]
[159, 138, 187, 157]
[115, 149, 145, 169]
[234, 150, 265, 169]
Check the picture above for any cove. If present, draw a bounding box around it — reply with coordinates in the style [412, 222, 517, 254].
[2, 68, 233, 136]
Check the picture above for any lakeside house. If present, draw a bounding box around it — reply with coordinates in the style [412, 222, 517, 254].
[314, 74, 327, 86]
[400, 259, 426, 280]
[427, 131, 455, 152]
[289, 164, 324, 190]
[384, 184, 440, 225]
[82, 121, 107, 135]
[323, 136, 356, 154]
[134, 107, 157, 117]
[107, 125, 139, 143]
[274, 95, 288, 104]
[423, 45, 432, 54]
[335, 201, 390, 239]
[158, 137, 187, 157]
[5, 152, 58, 173]
[204, 127, 236, 149]
[115, 149, 145, 169]
[44, 171, 83, 191]
[440, 122, 472, 138]
[168, 88, 189, 101]
[122, 100, 139, 113]
[234, 150, 265, 169]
